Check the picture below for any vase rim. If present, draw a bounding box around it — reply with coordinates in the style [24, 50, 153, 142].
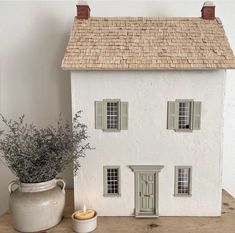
[20, 178, 56, 185]
[19, 178, 57, 192]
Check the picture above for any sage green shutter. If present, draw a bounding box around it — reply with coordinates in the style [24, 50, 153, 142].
[95, 101, 103, 129]
[193, 101, 201, 130]
[121, 102, 128, 130]
[103, 101, 107, 130]
[167, 101, 176, 130]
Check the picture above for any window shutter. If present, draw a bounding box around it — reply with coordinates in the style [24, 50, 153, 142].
[95, 101, 103, 129]
[193, 101, 201, 130]
[121, 102, 128, 130]
[103, 101, 107, 130]
[167, 101, 176, 130]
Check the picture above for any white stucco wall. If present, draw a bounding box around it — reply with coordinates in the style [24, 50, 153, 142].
[72, 70, 225, 216]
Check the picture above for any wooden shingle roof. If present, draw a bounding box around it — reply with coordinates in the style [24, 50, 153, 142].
[62, 17, 235, 70]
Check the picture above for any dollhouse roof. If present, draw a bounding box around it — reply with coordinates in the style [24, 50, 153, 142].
[61, 17, 235, 70]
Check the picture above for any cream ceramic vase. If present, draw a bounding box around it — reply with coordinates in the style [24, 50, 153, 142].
[8, 178, 66, 232]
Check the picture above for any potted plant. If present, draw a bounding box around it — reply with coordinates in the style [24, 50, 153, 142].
[0, 112, 91, 232]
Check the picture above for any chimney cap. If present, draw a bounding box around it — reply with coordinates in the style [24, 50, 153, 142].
[203, 1, 215, 7]
[76, 0, 89, 6]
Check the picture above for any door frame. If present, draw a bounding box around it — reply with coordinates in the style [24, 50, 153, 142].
[129, 165, 164, 217]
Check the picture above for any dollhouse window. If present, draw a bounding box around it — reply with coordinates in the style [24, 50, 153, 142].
[103, 166, 121, 197]
[175, 166, 192, 196]
[167, 99, 201, 131]
[95, 99, 128, 131]
[107, 102, 119, 129]
[178, 101, 192, 129]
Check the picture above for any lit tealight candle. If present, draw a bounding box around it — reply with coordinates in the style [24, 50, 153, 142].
[74, 205, 95, 220]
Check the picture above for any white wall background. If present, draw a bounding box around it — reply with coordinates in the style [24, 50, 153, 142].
[0, 0, 235, 215]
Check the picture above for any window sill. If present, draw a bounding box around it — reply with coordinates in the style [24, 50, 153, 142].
[174, 194, 192, 197]
[135, 214, 159, 218]
[102, 128, 121, 132]
[103, 194, 121, 197]
[174, 129, 193, 133]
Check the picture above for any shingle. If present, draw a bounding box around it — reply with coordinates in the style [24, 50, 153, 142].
[61, 17, 235, 70]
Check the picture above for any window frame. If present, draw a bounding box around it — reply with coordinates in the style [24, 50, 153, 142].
[103, 99, 121, 132]
[175, 99, 194, 132]
[103, 166, 121, 197]
[174, 166, 192, 197]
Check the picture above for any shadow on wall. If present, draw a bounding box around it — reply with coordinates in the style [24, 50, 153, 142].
[0, 2, 74, 215]
[1, 14, 72, 124]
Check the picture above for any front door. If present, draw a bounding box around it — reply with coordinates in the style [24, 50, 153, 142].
[129, 165, 163, 217]
[138, 172, 156, 215]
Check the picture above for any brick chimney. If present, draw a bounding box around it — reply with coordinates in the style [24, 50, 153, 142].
[76, 1, 90, 19]
[201, 1, 215, 20]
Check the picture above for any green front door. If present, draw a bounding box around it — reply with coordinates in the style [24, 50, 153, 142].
[130, 165, 163, 217]
[138, 172, 156, 215]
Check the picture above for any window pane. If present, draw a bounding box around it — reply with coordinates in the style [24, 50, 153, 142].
[107, 102, 119, 129]
[177, 168, 190, 194]
[106, 168, 119, 195]
[178, 102, 191, 129]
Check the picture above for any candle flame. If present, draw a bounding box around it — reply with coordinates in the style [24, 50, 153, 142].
[83, 204, 86, 213]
